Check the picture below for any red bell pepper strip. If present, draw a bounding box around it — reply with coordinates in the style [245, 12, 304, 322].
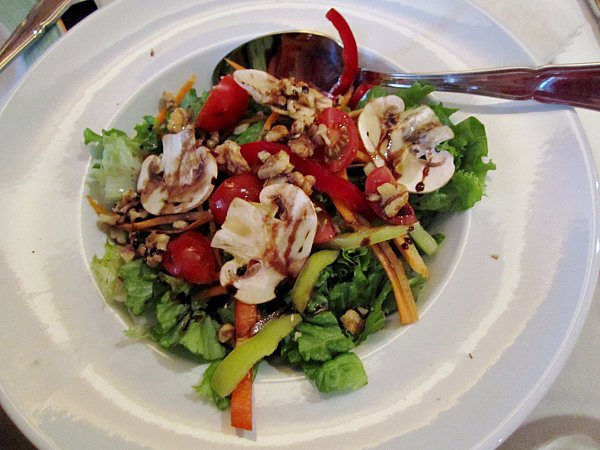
[239, 142, 371, 215]
[348, 83, 374, 109]
[326, 8, 359, 97]
[230, 300, 258, 431]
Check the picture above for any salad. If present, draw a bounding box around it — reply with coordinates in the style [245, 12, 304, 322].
[85, 8, 494, 432]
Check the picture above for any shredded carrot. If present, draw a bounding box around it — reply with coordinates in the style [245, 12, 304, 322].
[198, 284, 227, 299]
[338, 85, 355, 109]
[378, 241, 419, 324]
[230, 371, 253, 430]
[329, 181, 419, 324]
[225, 58, 247, 71]
[116, 210, 212, 232]
[263, 111, 280, 131]
[86, 195, 111, 216]
[231, 300, 259, 431]
[394, 236, 429, 279]
[156, 75, 197, 126]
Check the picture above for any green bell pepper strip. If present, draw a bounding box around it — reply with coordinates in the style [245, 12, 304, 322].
[409, 222, 438, 255]
[210, 314, 302, 397]
[318, 225, 408, 250]
[291, 249, 340, 313]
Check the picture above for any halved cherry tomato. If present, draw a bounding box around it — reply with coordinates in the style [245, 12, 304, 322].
[162, 231, 217, 284]
[209, 173, 263, 224]
[313, 205, 336, 244]
[365, 166, 417, 225]
[196, 75, 249, 132]
[315, 107, 359, 173]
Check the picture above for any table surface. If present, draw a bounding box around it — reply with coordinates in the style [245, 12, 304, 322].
[1, 1, 599, 449]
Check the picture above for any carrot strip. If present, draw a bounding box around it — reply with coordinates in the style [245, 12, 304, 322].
[378, 241, 419, 324]
[394, 236, 429, 279]
[156, 75, 197, 126]
[263, 111, 280, 130]
[330, 190, 419, 324]
[225, 58, 247, 71]
[198, 284, 227, 299]
[338, 85, 354, 109]
[230, 300, 259, 431]
[230, 371, 253, 430]
[116, 211, 212, 232]
[86, 195, 111, 216]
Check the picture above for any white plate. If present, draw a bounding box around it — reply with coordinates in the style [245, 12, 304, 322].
[1, 1, 598, 449]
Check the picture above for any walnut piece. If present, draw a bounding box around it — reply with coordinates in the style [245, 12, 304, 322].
[257, 150, 294, 180]
[214, 139, 251, 174]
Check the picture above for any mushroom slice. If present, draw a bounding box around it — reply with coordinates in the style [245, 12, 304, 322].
[211, 183, 317, 304]
[233, 69, 332, 128]
[358, 96, 455, 193]
[137, 129, 218, 215]
[358, 95, 406, 167]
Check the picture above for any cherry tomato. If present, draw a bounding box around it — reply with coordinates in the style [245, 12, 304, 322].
[313, 205, 336, 244]
[162, 231, 217, 284]
[365, 166, 417, 226]
[209, 173, 263, 224]
[315, 108, 359, 173]
[196, 75, 249, 132]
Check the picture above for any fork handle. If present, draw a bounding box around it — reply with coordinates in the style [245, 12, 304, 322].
[361, 64, 600, 111]
[0, 0, 72, 73]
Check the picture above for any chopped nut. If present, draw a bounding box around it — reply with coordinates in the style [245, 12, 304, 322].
[288, 134, 315, 158]
[162, 91, 175, 110]
[127, 208, 149, 222]
[119, 245, 136, 263]
[377, 182, 409, 218]
[204, 131, 220, 149]
[286, 171, 315, 196]
[233, 122, 250, 135]
[113, 190, 140, 214]
[98, 212, 119, 226]
[108, 228, 128, 245]
[214, 139, 251, 174]
[172, 220, 188, 229]
[167, 107, 189, 133]
[340, 309, 364, 335]
[139, 232, 170, 267]
[265, 124, 289, 142]
[218, 323, 236, 344]
[257, 151, 294, 179]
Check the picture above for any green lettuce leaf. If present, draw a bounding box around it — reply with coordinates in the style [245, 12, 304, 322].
[118, 259, 159, 316]
[133, 115, 161, 154]
[179, 314, 227, 360]
[413, 107, 495, 212]
[294, 312, 354, 362]
[85, 128, 143, 205]
[356, 82, 435, 110]
[303, 352, 368, 393]
[90, 241, 126, 303]
[194, 360, 231, 410]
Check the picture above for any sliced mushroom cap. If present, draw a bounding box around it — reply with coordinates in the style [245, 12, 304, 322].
[137, 129, 218, 215]
[358, 95, 405, 166]
[358, 96, 456, 193]
[211, 183, 317, 304]
[396, 149, 455, 193]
